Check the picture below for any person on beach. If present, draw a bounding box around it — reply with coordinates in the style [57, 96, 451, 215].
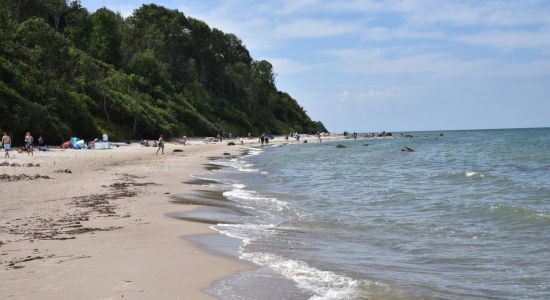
[24, 132, 34, 156]
[240, 137, 244, 145]
[156, 135, 165, 155]
[38, 135, 44, 147]
[317, 131, 322, 142]
[2, 132, 11, 158]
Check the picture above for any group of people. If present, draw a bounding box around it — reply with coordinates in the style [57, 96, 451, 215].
[139, 135, 165, 155]
[1, 131, 45, 158]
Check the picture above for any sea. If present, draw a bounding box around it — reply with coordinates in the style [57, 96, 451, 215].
[183, 128, 550, 299]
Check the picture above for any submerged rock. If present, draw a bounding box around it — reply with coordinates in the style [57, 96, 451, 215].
[401, 146, 415, 152]
[336, 144, 347, 148]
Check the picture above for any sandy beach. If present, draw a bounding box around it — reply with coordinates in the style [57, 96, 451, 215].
[0, 139, 259, 299]
[0, 135, 345, 299]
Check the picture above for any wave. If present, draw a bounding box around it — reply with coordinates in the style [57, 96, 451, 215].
[215, 223, 277, 246]
[245, 147, 264, 156]
[241, 252, 360, 300]
[487, 204, 550, 224]
[232, 183, 246, 189]
[465, 171, 485, 178]
[211, 157, 261, 173]
[430, 171, 506, 182]
[223, 186, 289, 211]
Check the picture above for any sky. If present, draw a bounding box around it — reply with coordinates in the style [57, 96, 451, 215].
[81, 0, 550, 132]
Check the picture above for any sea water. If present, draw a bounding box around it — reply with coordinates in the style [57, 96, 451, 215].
[202, 128, 550, 299]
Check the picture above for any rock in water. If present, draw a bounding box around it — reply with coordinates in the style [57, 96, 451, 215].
[401, 146, 415, 152]
[227, 142, 236, 146]
[223, 152, 231, 156]
[336, 144, 347, 148]
[173, 149, 183, 152]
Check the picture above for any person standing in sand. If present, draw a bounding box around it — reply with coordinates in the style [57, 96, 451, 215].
[2, 132, 11, 158]
[38, 135, 44, 147]
[24, 132, 34, 156]
[156, 135, 165, 155]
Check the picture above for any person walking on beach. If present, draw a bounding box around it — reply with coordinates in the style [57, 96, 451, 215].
[156, 135, 165, 155]
[2, 132, 11, 158]
[24, 132, 34, 156]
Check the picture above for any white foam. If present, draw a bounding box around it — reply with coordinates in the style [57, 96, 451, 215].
[246, 147, 264, 156]
[223, 189, 289, 211]
[466, 171, 485, 178]
[232, 183, 246, 189]
[241, 252, 359, 300]
[214, 223, 277, 246]
[238, 167, 259, 172]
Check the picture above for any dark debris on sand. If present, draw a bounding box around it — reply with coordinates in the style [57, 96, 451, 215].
[0, 174, 51, 181]
[0, 162, 40, 167]
[0, 173, 156, 269]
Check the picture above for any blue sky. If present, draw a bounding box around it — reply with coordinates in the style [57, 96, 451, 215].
[82, 0, 550, 132]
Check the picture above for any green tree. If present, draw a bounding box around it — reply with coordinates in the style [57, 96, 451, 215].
[64, 1, 91, 50]
[90, 7, 121, 67]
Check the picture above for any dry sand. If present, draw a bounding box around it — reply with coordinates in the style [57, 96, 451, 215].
[0, 135, 345, 299]
[0, 140, 255, 299]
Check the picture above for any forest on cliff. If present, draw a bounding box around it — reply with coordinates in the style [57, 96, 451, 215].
[0, 0, 326, 143]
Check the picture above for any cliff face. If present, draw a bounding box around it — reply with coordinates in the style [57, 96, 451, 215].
[0, 1, 326, 143]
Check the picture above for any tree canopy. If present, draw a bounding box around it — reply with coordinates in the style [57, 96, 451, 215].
[0, 1, 327, 144]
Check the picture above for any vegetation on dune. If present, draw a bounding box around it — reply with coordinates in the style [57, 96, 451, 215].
[0, 0, 327, 144]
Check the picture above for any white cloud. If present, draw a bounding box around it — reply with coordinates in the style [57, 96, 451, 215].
[264, 58, 318, 75]
[455, 30, 550, 51]
[272, 19, 358, 39]
[361, 27, 447, 42]
[323, 47, 550, 79]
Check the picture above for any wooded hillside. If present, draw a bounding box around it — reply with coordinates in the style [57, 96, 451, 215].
[0, 0, 327, 143]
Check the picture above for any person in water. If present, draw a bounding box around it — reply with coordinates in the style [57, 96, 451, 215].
[156, 135, 165, 155]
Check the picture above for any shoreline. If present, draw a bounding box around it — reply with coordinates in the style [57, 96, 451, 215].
[0, 135, 346, 299]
